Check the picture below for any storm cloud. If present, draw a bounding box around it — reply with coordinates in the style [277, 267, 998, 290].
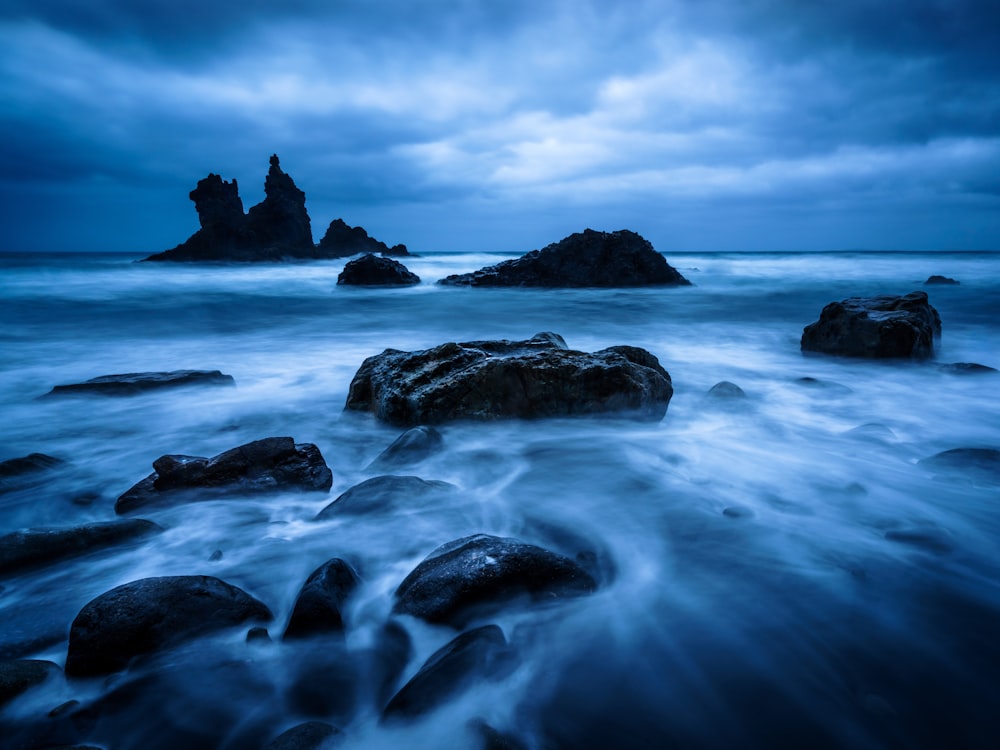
[1, 0, 998, 252]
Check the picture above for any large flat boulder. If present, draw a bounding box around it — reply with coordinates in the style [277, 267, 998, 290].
[116, 437, 333, 514]
[344, 332, 673, 426]
[438, 229, 690, 287]
[801, 291, 941, 359]
[43, 370, 234, 397]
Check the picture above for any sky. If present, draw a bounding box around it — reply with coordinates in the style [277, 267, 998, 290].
[1, 0, 999, 254]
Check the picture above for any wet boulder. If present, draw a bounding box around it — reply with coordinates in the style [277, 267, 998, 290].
[115, 436, 333, 514]
[439, 228, 690, 287]
[43, 370, 234, 397]
[925, 275, 959, 285]
[283, 558, 360, 640]
[0, 659, 60, 706]
[800, 291, 941, 359]
[382, 625, 513, 722]
[707, 381, 746, 399]
[0, 519, 161, 575]
[393, 534, 597, 627]
[65, 575, 272, 677]
[919, 448, 1000, 484]
[315, 475, 457, 519]
[366, 426, 444, 471]
[318, 218, 409, 258]
[0, 452, 64, 492]
[264, 721, 343, 750]
[337, 254, 420, 286]
[345, 332, 673, 426]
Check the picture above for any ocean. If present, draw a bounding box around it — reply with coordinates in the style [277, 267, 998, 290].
[1, 250, 998, 748]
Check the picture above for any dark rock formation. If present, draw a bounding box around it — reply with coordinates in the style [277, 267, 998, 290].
[919, 448, 1000, 484]
[319, 218, 409, 258]
[43, 370, 235, 398]
[370, 621, 413, 708]
[801, 291, 941, 359]
[439, 229, 690, 287]
[0, 520, 161, 575]
[707, 381, 746, 399]
[337, 254, 420, 286]
[925, 275, 960, 285]
[315, 475, 457, 519]
[245, 154, 314, 253]
[345, 332, 673, 426]
[65, 575, 272, 676]
[382, 625, 513, 722]
[264, 721, 343, 750]
[393, 534, 596, 627]
[366, 426, 444, 471]
[469, 719, 529, 750]
[0, 659, 60, 706]
[115, 437, 333, 514]
[937, 362, 998, 375]
[283, 558, 360, 640]
[0, 453, 64, 491]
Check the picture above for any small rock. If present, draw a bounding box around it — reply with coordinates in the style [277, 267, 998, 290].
[937, 362, 998, 375]
[337, 254, 420, 286]
[42, 370, 235, 398]
[246, 626, 271, 644]
[209, 549, 223, 561]
[469, 718, 529, 750]
[0, 659, 60, 706]
[884, 528, 952, 553]
[794, 377, 853, 397]
[707, 381, 746, 399]
[366, 426, 445, 471]
[315, 475, 457, 519]
[924, 275, 959, 285]
[0, 453, 64, 492]
[919, 448, 1000, 484]
[722, 506, 755, 519]
[0, 520, 161, 575]
[263, 721, 343, 750]
[283, 559, 360, 640]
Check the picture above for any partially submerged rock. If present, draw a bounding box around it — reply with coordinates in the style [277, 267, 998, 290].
[393, 534, 596, 627]
[366, 426, 444, 471]
[65, 575, 272, 677]
[283, 558, 360, 640]
[337, 254, 420, 286]
[0, 659, 60, 706]
[315, 475, 457, 519]
[937, 362, 998, 375]
[707, 381, 746, 399]
[264, 721, 343, 750]
[0, 520, 161, 575]
[801, 291, 941, 359]
[345, 332, 673, 426]
[439, 229, 690, 287]
[43, 370, 234, 398]
[0, 453, 64, 491]
[924, 275, 959, 285]
[919, 448, 1000, 484]
[319, 218, 409, 258]
[116, 437, 333, 514]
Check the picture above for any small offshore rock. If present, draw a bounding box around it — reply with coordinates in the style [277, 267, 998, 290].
[801, 291, 941, 359]
[116, 436, 333, 514]
[394, 534, 596, 627]
[937, 362, 998, 375]
[924, 275, 959, 285]
[345, 333, 673, 426]
[366, 426, 444, 471]
[0, 519, 161, 575]
[0, 659, 60, 706]
[382, 625, 513, 722]
[263, 721, 343, 750]
[439, 228, 690, 287]
[283, 558, 360, 640]
[707, 381, 746, 399]
[319, 218, 409, 258]
[43, 370, 235, 398]
[65, 575, 272, 676]
[315, 475, 457, 519]
[337, 253, 420, 286]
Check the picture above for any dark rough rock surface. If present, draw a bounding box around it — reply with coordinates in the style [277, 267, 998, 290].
[366, 426, 445, 471]
[315, 475, 457, 520]
[0, 452, 64, 491]
[370, 621, 413, 708]
[439, 228, 690, 287]
[345, 332, 673, 426]
[337, 254, 420, 286]
[283, 558, 360, 640]
[0, 519, 161, 575]
[245, 154, 314, 254]
[938, 362, 998, 375]
[43, 370, 235, 397]
[925, 275, 960, 285]
[65, 576, 272, 676]
[115, 436, 333, 514]
[393, 534, 597, 627]
[319, 218, 409, 258]
[0, 659, 60, 706]
[264, 721, 343, 750]
[800, 291, 941, 359]
[919, 448, 1000, 484]
[707, 381, 747, 399]
[382, 625, 513, 722]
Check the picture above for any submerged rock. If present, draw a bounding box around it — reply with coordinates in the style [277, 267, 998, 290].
[800, 291, 941, 359]
[337, 254, 420, 286]
[919, 448, 1000, 484]
[319, 218, 409, 258]
[0, 453, 64, 491]
[924, 275, 959, 285]
[439, 228, 690, 287]
[366, 426, 445, 471]
[0, 659, 60, 706]
[315, 475, 457, 519]
[65, 575, 272, 677]
[0, 520, 161, 575]
[345, 332, 673, 426]
[382, 625, 513, 722]
[937, 362, 998, 375]
[115, 436, 333, 514]
[42, 369, 235, 398]
[393, 534, 596, 627]
[264, 721, 343, 750]
[283, 558, 360, 640]
[707, 381, 746, 399]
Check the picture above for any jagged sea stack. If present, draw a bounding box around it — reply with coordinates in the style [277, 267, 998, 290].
[319, 218, 409, 257]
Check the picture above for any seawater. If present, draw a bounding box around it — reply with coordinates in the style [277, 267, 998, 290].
[1, 250, 999, 749]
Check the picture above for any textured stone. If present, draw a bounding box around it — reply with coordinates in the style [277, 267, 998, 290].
[43, 370, 234, 398]
[337, 254, 420, 286]
[0, 520, 161, 575]
[319, 218, 409, 257]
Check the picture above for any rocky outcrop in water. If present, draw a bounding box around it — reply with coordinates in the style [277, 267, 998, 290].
[393, 534, 597, 627]
[919, 447, 1000, 484]
[43, 370, 235, 398]
[0, 453, 64, 492]
[315, 475, 457, 519]
[0, 520, 161, 575]
[319, 219, 409, 258]
[925, 275, 959, 285]
[65, 575, 272, 676]
[345, 332, 673, 426]
[115, 437, 333, 514]
[337, 254, 420, 286]
[283, 559, 360, 640]
[366, 426, 444, 471]
[439, 229, 690, 287]
[800, 291, 941, 359]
